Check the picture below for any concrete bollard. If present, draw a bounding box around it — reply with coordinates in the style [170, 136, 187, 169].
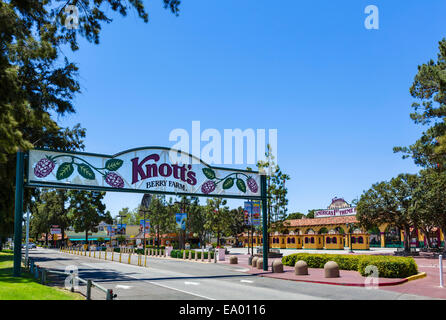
[105, 251, 107, 260]
[251, 256, 259, 268]
[128, 253, 131, 264]
[272, 260, 283, 273]
[295, 260, 308, 275]
[208, 252, 211, 263]
[89, 250, 91, 257]
[188, 251, 192, 260]
[229, 256, 238, 264]
[183, 250, 186, 259]
[256, 258, 263, 270]
[324, 261, 340, 278]
[112, 251, 114, 261]
[94, 250, 96, 258]
[248, 256, 253, 266]
[119, 252, 122, 263]
[195, 251, 198, 261]
[144, 255, 147, 267]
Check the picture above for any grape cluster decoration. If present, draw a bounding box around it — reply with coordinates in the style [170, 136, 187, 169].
[34, 154, 125, 188]
[201, 168, 258, 195]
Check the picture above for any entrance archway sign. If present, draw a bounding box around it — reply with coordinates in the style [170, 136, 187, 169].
[13, 147, 269, 275]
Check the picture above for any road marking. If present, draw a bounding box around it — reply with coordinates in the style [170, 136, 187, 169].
[147, 281, 214, 300]
[125, 274, 214, 300]
[240, 280, 254, 283]
[116, 285, 132, 289]
[234, 268, 250, 272]
[184, 281, 200, 285]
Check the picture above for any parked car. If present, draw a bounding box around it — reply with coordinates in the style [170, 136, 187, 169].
[22, 243, 36, 249]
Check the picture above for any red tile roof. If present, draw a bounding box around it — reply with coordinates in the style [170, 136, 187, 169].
[286, 215, 358, 227]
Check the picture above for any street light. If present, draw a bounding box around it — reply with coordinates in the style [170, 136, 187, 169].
[117, 214, 127, 247]
[347, 223, 354, 253]
[139, 194, 152, 254]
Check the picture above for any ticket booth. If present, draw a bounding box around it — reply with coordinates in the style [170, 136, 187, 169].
[302, 234, 324, 249]
[324, 234, 344, 250]
[285, 235, 303, 249]
[350, 234, 370, 250]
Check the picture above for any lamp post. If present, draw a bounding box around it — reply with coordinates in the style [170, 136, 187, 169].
[140, 194, 152, 253]
[347, 223, 354, 253]
[117, 214, 127, 247]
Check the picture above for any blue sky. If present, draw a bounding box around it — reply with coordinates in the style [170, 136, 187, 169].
[57, 0, 446, 217]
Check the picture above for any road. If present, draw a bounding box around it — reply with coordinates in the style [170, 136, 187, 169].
[27, 247, 433, 300]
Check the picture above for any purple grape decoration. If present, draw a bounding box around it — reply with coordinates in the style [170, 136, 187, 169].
[34, 157, 56, 178]
[247, 177, 258, 193]
[105, 172, 124, 188]
[201, 180, 216, 194]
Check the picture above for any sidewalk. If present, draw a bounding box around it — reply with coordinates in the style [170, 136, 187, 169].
[220, 253, 406, 287]
[379, 257, 446, 299]
[220, 252, 446, 299]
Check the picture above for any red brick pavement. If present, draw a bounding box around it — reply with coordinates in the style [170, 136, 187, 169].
[221, 253, 446, 299]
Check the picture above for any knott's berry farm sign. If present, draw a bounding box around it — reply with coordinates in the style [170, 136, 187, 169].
[26, 147, 261, 199]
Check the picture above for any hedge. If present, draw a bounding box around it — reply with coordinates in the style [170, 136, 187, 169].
[282, 253, 418, 278]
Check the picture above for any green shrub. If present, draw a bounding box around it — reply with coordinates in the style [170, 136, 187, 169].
[358, 256, 418, 278]
[282, 253, 418, 278]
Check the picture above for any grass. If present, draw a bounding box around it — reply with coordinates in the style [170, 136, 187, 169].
[0, 250, 84, 300]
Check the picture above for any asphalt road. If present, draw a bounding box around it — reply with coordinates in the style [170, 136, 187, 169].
[27, 248, 433, 300]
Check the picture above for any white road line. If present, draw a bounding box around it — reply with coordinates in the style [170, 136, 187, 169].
[116, 285, 132, 289]
[240, 280, 254, 283]
[125, 274, 215, 300]
[184, 281, 200, 285]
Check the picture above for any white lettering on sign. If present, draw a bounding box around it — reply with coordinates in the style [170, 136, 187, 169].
[315, 207, 357, 218]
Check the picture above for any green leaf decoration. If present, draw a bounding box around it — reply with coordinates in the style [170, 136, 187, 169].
[77, 163, 95, 180]
[105, 158, 123, 171]
[222, 178, 234, 189]
[202, 168, 216, 179]
[56, 162, 74, 180]
[236, 178, 246, 193]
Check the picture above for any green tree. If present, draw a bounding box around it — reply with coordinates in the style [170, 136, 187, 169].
[412, 169, 446, 251]
[146, 195, 176, 249]
[306, 209, 316, 219]
[204, 198, 229, 247]
[286, 212, 305, 220]
[226, 207, 246, 243]
[0, 0, 180, 240]
[356, 174, 418, 252]
[394, 38, 446, 170]
[67, 190, 112, 248]
[37, 189, 71, 247]
[256, 144, 290, 234]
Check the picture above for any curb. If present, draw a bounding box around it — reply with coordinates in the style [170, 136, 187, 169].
[405, 272, 427, 282]
[255, 272, 409, 287]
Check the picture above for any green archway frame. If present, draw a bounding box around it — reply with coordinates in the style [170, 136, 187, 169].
[12, 148, 269, 276]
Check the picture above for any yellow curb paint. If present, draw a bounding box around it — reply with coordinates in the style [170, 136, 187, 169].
[406, 272, 427, 282]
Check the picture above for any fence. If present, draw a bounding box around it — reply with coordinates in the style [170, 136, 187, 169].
[22, 257, 116, 300]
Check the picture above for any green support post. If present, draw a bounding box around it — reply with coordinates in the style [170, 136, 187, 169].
[261, 175, 268, 271]
[13, 151, 25, 277]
